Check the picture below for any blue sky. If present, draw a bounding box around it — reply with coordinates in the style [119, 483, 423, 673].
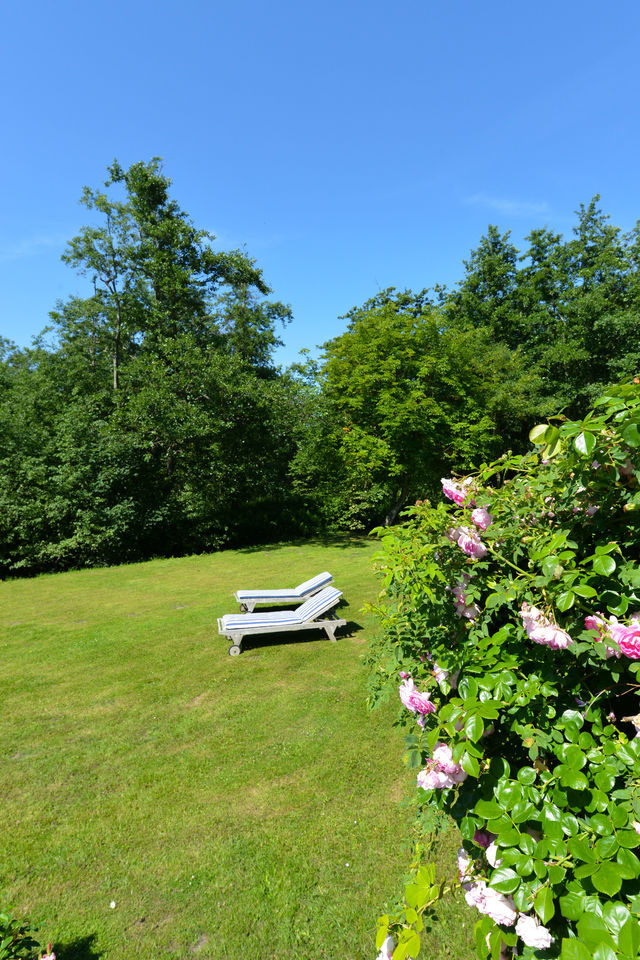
[2, 0, 640, 366]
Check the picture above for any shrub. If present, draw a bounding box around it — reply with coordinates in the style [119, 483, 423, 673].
[369, 380, 640, 959]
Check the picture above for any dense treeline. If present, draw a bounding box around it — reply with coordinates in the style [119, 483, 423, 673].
[1, 159, 639, 576]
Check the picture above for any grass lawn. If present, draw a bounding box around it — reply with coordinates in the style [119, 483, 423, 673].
[1, 537, 475, 959]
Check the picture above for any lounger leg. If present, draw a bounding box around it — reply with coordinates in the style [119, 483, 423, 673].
[324, 624, 338, 642]
[228, 633, 243, 656]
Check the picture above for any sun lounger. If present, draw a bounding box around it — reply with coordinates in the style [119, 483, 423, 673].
[218, 586, 346, 656]
[234, 571, 333, 612]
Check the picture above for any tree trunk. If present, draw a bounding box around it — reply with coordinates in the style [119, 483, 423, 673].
[384, 476, 409, 526]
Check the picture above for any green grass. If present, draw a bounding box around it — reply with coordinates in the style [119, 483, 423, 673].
[1, 537, 475, 959]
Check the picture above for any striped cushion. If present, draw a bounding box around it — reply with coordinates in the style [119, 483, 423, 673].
[236, 588, 301, 601]
[296, 571, 333, 596]
[295, 587, 342, 622]
[221, 610, 302, 631]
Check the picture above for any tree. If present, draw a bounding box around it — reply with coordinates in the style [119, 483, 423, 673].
[309, 289, 538, 529]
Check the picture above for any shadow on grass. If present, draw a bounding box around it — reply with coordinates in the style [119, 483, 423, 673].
[239, 619, 364, 653]
[52, 935, 101, 959]
[235, 533, 374, 554]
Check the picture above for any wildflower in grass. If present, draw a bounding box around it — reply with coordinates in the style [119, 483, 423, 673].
[515, 914, 554, 949]
[40, 946, 56, 960]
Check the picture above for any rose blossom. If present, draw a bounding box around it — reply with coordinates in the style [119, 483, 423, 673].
[515, 914, 554, 949]
[485, 841, 502, 868]
[399, 678, 436, 716]
[471, 507, 494, 531]
[585, 613, 640, 659]
[465, 881, 517, 926]
[473, 829, 496, 849]
[433, 662, 459, 691]
[451, 575, 481, 620]
[457, 526, 488, 559]
[376, 935, 396, 960]
[520, 603, 572, 650]
[609, 619, 640, 659]
[417, 742, 467, 790]
[441, 477, 473, 505]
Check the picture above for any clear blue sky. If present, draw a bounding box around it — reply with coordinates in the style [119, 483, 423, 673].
[2, 0, 639, 366]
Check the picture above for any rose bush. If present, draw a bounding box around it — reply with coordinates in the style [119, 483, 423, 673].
[368, 380, 640, 959]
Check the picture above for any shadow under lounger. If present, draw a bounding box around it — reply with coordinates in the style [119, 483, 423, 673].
[218, 586, 346, 655]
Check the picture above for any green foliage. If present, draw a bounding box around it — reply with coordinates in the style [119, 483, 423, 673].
[0, 912, 39, 960]
[368, 379, 640, 959]
[309, 288, 537, 529]
[0, 160, 306, 575]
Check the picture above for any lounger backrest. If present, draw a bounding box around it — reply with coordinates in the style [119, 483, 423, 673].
[295, 571, 333, 596]
[295, 586, 342, 622]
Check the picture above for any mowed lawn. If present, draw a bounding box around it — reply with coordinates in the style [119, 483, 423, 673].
[1, 538, 475, 959]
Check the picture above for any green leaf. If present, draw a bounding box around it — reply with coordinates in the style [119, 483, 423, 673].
[461, 752, 480, 777]
[534, 886, 555, 923]
[618, 917, 640, 957]
[560, 939, 592, 960]
[593, 555, 617, 576]
[595, 835, 619, 859]
[603, 901, 631, 936]
[489, 867, 520, 895]
[529, 423, 549, 444]
[559, 892, 585, 921]
[465, 714, 484, 743]
[560, 767, 588, 790]
[616, 846, 640, 879]
[474, 799, 502, 820]
[516, 766, 537, 785]
[575, 431, 596, 456]
[592, 862, 623, 895]
[573, 583, 597, 598]
[622, 422, 640, 448]
[577, 914, 616, 950]
[616, 829, 640, 849]
[556, 590, 575, 612]
[591, 813, 614, 836]
[592, 945, 618, 960]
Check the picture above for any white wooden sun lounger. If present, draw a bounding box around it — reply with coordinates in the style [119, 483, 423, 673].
[234, 571, 333, 612]
[218, 586, 346, 656]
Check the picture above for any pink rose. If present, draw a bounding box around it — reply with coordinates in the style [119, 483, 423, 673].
[399, 678, 436, 716]
[515, 914, 554, 949]
[473, 829, 496, 849]
[441, 477, 470, 505]
[376, 935, 396, 960]
[471, 507, 494, 531]
[432, 742, 457, 773]
[433, 663, 459, 691]
[520, 603, 572, 650]
[485, 841, 502, 867]
[457, 527, 487, 559]
[464, 879, 517, 929]
[609, 620, 640, 659]
[482, 886, 517, 926]
[417, 741, 467, 790]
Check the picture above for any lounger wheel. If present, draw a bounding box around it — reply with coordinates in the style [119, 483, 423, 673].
[228, 644, 242, 657]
